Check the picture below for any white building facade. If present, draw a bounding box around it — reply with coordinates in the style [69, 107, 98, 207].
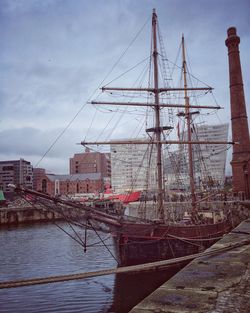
[110, 141, 157, 193]
[165, 123, 229, 190]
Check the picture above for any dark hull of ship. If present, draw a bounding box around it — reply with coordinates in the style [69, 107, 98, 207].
[113, 219, 231, 266]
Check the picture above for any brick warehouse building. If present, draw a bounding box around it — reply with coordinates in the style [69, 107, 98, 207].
[35, 173, 103, 196]
[33, 168, 46, 191]
[70, 148, 111, 178]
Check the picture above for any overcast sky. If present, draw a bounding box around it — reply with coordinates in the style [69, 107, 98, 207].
[1, 0, 249, 174]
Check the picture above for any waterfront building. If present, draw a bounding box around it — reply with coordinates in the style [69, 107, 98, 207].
[70, 148, 111, 178]
[0, 159, 33, 194]
[33, 168, 46, 191]
[165, 123, 229, 190]
[36, 173, 103, 196]
[164, 149, 189, 191]
[110, 140, 157, 193]
[193, 123, 229, 185]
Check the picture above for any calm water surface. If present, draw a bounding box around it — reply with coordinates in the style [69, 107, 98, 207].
[0, 223, 180, 312]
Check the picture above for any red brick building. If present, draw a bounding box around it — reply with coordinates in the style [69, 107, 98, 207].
[36, 173, 103, 196]
[33, 168, 46, 191]
[70, 148, 111, 178]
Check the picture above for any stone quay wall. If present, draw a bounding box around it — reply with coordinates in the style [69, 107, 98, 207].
[0, 206, 63, 226]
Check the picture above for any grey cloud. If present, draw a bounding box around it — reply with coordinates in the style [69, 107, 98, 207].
[0, 127, 86, 170]
[0, 0, 249, 174]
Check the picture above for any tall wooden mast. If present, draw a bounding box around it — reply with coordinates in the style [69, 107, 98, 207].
[152, 9, 164, 220]
[181, 35, 196, 210]
[81, 9, 233, 219]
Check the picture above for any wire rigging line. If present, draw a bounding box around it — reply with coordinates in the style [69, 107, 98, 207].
[36, 16, 150, 167]
[18, 192, 118, 251]
[96, 111, 119, 141]
[84, 17, 151, 141]
[162, 53, 212, 89]
[97, 57, 152, 142]
[1, 239, 249, 289]
[88, 220, 119, 263]
[18, 193, 89, 249]
[35, 103, 86, 168]
[54, 221, 87, 248]
[101, 15, 151, 88]
[103, 56, 150, 87]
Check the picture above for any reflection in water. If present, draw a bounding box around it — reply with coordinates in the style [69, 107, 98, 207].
[0, 223, 185, 312]
[0, 223, 116, 313]
[108, 265, 182, 313]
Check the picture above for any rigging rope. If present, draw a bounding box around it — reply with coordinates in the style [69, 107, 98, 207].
[1, 238, 249, 289]
[101, 57, 150, 87]
[35, 16, 151, 167]
[84, 16, 151, 141]
[88, 220, 119, 263]
[18, 193, 118, 253]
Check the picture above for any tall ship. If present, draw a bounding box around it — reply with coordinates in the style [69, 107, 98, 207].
[11, 9, 250, 267]
[80, 8, 234, 265]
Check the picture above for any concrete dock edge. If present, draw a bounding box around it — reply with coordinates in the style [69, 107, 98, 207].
[130, 219, 250, 312]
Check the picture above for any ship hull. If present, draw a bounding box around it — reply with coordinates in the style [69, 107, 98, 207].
[113, 219, 231, 266]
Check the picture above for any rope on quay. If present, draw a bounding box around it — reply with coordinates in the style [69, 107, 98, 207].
[1, 239, 249, 289]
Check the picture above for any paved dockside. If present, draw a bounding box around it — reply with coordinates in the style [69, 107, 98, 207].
[130, 219, 250, 312]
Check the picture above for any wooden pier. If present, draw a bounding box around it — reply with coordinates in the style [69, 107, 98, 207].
[130, 219, 250, 312]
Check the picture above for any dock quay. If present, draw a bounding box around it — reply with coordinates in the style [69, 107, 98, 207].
[0, 197, 122, 227]
[0, 197, 80, 225]
[130, 219, 250, 313]
[0, 205, 62, 225]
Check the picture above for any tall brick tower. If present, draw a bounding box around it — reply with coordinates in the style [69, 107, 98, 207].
[225, 27, 250, 199]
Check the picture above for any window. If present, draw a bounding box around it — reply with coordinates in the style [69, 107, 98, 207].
[42, 179, 47, 193]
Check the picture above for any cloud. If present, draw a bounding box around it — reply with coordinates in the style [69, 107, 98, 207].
[0, 127, 76, 156]
[0, 0, 249, 175]
[0, 126, 86, 172]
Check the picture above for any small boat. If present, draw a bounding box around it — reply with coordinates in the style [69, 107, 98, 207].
[104, 191, 141, 203]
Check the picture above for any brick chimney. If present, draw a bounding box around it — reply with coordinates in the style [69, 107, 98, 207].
[225, 27, 250, 198]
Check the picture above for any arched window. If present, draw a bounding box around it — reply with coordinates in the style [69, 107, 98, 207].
[76, 182, 79, 193]
[42, 179, 47, 193]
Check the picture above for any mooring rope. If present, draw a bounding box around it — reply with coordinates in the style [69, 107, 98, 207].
[0, 239, 249, 290]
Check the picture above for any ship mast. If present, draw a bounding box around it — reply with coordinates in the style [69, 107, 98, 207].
[81, 9, 232, 221]
[152, 9, 164, 220]
[181, 35, 197, 210]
